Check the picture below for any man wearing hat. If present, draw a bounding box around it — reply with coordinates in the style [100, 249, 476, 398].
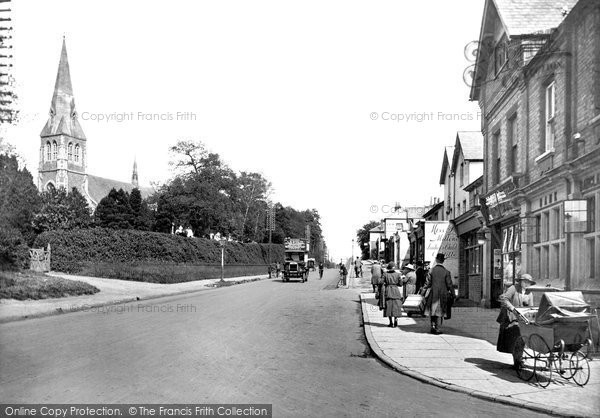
[497, 273, 536, 367]
[423, 253, 453, 334]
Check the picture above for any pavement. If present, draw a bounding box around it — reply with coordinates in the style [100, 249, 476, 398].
[0, 272, 269, 323]
[353, 269, 600, 417]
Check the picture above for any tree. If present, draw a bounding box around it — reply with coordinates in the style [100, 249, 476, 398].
[94, 188, 134, 229]
[0, 153, 41, 245]
[33, 187, 92, 233]
[356, 220, 380, 260]
[129, 188, 153, 230]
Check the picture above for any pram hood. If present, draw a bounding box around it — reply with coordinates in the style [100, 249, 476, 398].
[535, 291, 593, 325]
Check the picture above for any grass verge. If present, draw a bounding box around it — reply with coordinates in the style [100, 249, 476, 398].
[0, 270, 100, 300]
[79, 262, 269, 284]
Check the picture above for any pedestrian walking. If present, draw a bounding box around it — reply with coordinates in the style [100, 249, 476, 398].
[402, 264, 417, 297]
[318, 262, 324, 279]
[339, 263, 348, 287]
[423, 253, 453, 334]
[268, 263, 273, 279]
[370, 260, 383, 293]
[276, 262, 281, 278]
[354, 257, 362, 278]
[382, 262, 406, 328]
[496, 273, 536, 368]
[415, 261, 426, 294]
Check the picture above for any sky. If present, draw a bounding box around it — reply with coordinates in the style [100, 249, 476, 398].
[6, 0, 485, 261]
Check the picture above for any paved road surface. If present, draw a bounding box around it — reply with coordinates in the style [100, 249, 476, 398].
[0, 269, 548, 417]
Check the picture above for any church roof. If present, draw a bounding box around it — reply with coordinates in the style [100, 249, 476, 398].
[87, 174, 154, 207]
[492, 0, 577, 36]
[40, 38, 87, 140]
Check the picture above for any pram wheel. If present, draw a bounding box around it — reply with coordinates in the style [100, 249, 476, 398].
[529, 334, 552, 388]
[569, 351, 590, 387]
[514, 336, 535, 381]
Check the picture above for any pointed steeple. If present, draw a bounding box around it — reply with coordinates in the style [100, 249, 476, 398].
[40, 37, 86, 140]
[132, 157, 139, 188]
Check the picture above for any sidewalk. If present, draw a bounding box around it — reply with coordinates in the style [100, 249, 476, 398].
[360, 291, 600, 417]
[0, 272, 268, 323]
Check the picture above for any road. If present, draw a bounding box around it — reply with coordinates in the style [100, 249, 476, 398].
[0, 269, 548, 417]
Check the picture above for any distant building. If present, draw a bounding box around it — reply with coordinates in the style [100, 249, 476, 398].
[38, 38, 152, 209]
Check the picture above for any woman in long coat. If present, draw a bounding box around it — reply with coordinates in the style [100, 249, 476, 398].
[383, 262, 405, 327]
[497, 274, 535, 367]
[423, 254, 453, 334]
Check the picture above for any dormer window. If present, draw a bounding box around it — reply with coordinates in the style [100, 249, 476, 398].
[494, 37, 508, 75]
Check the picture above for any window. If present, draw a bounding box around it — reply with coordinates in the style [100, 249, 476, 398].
[588, 197, 596, 232]
[535, 214, 542, 242]
[542, 212, 550, 242]
[45, 142, 51, 161]
[463, 199, 467, 213]
[508, 115, 518, 173]
[460, 163, 464, 186]
[552, 207, 560, 241]
[494, 38, 508, 75]
[457, 203, 461, 215]
[589, 239, 596, 279]
[68, 143, 73, 161]
[545, 81, 556, 151]
[492, 131, 501, 185]
[74, 144, 80, 163]
[52, 141, 57, 160]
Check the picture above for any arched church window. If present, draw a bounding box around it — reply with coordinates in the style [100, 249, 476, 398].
[74, 144, 80, 162]
[52, 141, 58, 160]
[46, 182, 56, 193]
[46, 142, 51, 161]
[68, 143, 73, 161]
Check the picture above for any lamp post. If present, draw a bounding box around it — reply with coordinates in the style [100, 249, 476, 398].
[219, 240, 225, 282]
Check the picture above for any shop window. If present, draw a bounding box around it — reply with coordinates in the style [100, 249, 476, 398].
[588, 238, 596, 279]
[564, 200, 588, 233]
[551, 244, 560, 280]
[552, 207, 560, 240]
[588, 197, 596, 232]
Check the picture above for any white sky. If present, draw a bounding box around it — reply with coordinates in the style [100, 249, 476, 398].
[7, 0, 484, 261]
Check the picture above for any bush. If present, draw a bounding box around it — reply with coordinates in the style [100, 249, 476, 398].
[0, 226, 30, 270]
[33, 228, 285, 274]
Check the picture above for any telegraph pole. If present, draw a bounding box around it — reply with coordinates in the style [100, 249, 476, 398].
[267, 204, 275, 266]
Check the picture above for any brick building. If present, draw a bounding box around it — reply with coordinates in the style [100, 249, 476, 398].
[470, 0, 600, 306]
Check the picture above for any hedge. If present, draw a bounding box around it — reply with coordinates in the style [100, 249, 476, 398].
[33, 228, 285, 274]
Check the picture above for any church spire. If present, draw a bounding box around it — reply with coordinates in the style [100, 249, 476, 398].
[40, 37, 86, 140]
[132, 157, 139, 188]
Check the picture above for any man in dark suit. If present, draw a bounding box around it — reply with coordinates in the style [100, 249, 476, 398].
[424, 253, 453, 334]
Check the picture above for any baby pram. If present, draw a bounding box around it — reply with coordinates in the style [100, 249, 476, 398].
[513, 291, 595, 387]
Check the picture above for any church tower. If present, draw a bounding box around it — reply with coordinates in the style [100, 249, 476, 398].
[131, 157, 139, 188]
[38, 38, 87, 192]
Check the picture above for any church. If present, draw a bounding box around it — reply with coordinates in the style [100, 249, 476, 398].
[38, 38, 153, 209]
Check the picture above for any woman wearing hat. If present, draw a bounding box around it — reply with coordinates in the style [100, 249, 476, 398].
[382, 262, 406, 327]
[402, 264, 417, 297]
[496, 273, 536, 367]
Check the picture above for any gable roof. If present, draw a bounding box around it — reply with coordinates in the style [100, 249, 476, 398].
[469, 0, 577, 101]
[452, 131, 484, 171]
[493, 0, 577, 36]
[439, 146, 455, 185]
[87, 174, 154, 207]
